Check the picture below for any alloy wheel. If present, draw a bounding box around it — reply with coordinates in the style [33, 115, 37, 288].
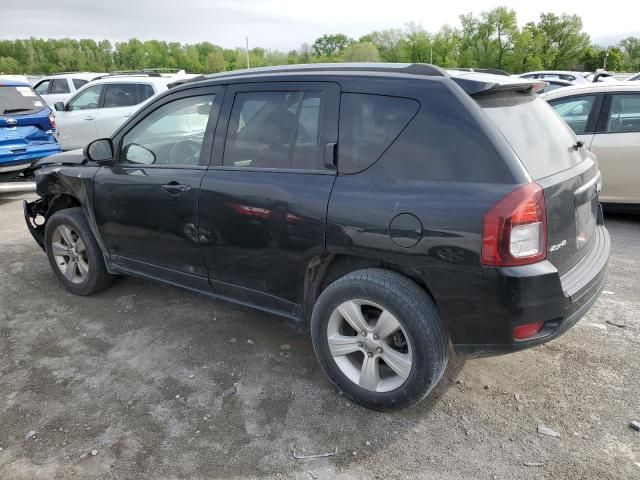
[51, 224, 89, 284]
[327, 299, 413, 392]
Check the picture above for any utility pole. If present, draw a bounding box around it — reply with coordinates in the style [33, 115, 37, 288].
[430, 45, 433, 64]
[603, 49, 608, 70]
[246, 36, 250, 69]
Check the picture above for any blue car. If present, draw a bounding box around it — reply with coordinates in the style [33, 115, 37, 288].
[0, 79, 61, 181]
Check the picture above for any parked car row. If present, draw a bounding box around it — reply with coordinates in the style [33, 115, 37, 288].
[0, 70, 195, 180]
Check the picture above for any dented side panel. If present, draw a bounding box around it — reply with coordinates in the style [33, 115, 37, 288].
[24, 164, 106, 252]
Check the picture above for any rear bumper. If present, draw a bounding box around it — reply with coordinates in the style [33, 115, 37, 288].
[0, 143, 62, 172]
[454, 224, 610, 357]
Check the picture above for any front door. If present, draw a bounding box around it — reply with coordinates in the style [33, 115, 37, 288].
[93, 86, 223, 281]
[57, 84, 103, 150]
[198, 82, 340, 316]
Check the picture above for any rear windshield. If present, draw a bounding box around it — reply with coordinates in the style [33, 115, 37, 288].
[0, 86, 47, 115]
[477, 92, 583, 180]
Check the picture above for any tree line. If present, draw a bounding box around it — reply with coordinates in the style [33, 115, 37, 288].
[1, 8, 639, 76]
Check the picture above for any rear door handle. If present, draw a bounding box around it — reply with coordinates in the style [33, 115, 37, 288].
[84, 116, 94, 121]
[161, 183, 191, 195]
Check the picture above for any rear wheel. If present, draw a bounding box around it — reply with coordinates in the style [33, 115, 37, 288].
[44, 207, 115, 295]
[311, 268, 448, 411]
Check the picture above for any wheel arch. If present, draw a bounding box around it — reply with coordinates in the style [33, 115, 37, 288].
[301, 252, 437, 330]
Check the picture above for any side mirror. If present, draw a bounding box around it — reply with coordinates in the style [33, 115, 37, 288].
[54, 102, 65, 112]
[123, 143, 156, 165]
[85, 138, 114, 163]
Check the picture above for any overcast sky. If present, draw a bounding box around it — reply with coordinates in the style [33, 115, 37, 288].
[2, 0, 638, 50]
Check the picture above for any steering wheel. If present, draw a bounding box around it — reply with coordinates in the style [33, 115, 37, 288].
[169, 140, 201, 165]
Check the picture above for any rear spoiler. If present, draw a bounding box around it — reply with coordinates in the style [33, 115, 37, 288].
[452, 77, 547, 96]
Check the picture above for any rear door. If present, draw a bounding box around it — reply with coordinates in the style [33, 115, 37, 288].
[94, 83, 156, 138]
[478, 92, 602, 274]
[589, 92, 640, 204]
[56, 84, 103, 150]
[48, 78, 72, 106]
[198, 82, 339, 315]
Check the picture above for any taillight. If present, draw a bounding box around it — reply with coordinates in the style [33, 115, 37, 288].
[48, 113, 57, 130]
[482, 183, 547, 267]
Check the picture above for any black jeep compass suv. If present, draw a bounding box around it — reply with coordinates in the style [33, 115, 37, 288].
[24, 64, 610, 410]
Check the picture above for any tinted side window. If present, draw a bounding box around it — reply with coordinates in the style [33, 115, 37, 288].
[34, 80, 50, 95]
[338, 93, 419, 174]
[73, 79, 88, 90]
[51, 79, 70, 94]
[121, 95, 214, 167]
[67, 84, 103, 111]
[606, 94, 640, 133]
[103, 83, 141, 108]
[224, 91, 323, 170]
[549, 95, 596, 135]
[138, 84, 155, 103]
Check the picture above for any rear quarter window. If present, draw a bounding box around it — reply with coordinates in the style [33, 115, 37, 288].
[338, 93, 419, 174]
[0, 86, 47, 115]
[477, 92, 584, 180]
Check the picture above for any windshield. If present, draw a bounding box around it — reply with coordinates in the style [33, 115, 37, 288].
[477, 92, 585, 180]
[0, 86, 47, 115]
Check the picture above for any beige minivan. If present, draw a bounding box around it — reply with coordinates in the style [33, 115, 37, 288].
[543, 83, 640, 208]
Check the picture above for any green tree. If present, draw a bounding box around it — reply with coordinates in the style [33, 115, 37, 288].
[619, 37, 640, 71]
[340, 42, 380, 62]
[312, 34, 352, 58]
[537, 13, 590, 69]
[401, 22, 431, 63]
[360, 29, 405, 62]
[206, 51, 226, 72]
[431, 26, 460, 67]
[0, 56, 20, 73]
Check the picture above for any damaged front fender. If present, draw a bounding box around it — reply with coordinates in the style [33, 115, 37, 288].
[23, 158, 104, 253]
[23, 198, 48, 250]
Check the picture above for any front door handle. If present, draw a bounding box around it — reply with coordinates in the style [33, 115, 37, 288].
[84, 116, 94, 121]
[161, 183, 191, 195]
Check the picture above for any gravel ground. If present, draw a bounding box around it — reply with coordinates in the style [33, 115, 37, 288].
[0, 193, 638, 479]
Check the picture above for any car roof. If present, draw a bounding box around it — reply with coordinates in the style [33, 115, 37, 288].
[172, 63, 539, 96]
[40, 72, 105, 80]
[89, 75, 175, 86]
[0, 79, 31, 87]
[541, 81, 640, 99]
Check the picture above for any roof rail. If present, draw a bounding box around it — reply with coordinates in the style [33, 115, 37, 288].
[169, 63, 446, 88]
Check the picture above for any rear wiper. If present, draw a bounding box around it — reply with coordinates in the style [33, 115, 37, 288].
[572, 141, 584, 150]
[3, 108, 31, 114]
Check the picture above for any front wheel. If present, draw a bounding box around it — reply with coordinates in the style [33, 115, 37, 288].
[311, 269, 448, 411]
[44, 207, 115, 295]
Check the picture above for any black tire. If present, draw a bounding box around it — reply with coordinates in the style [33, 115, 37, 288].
[44, 207, 115, 295]
[311, 268, 448, 411]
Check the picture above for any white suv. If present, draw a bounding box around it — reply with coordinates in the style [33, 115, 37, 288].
[54, 74, 183, 151]
[32, 73, 104, 107]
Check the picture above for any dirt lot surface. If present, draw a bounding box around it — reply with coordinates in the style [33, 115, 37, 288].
[0, 192, 638, 479]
